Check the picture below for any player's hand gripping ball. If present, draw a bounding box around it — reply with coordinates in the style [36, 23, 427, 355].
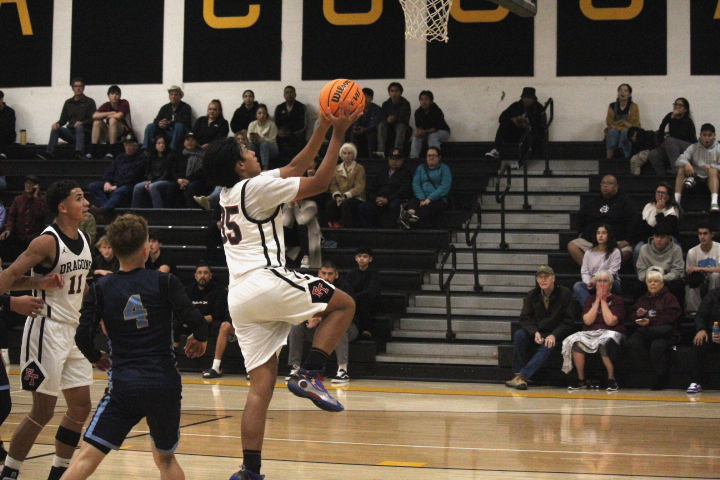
[319, 79, 365, 120]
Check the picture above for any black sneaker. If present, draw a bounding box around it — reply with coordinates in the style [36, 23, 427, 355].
[202, 368, 222, 379]
[606, 379, 619, 392]
[229, 465, 265, 480]
[568, 379, 588, 390]
[74, 151, 85, 160]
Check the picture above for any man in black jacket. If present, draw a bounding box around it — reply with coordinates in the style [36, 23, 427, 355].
[506, 266, 575, 390]
[358, 148, 413, 228]
[567, 174, 637, 265]
[486, 87, 544, 160]
[0, 91, 16, 160]
[687, 286, 720, 394]
[142, 85, 193, 151]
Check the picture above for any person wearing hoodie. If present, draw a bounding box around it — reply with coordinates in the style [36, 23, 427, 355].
[173, 132, 209, 208]
[627, 267, 682, 390]
[674, 123, 720, 211]
[636, 223, 686, 307]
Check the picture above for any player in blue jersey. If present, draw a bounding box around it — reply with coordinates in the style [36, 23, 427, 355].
[64, 213, 207, 480]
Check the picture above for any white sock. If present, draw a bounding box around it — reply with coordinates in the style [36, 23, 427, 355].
[675, 193, 682, 203]
[4, 456, 23, 471]
[212, 359, 222, 371]
[712, 193, 718, 204]
[338, 364, 348, 372]
[52, 455, 71, 468]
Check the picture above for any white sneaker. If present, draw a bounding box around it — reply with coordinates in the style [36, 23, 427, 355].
[711, 203, 719, 213]
[193, 196, 211, 211]
[300, 256, 310, 268]
[485, 148, 500, 159]
[687, 383, 702, 394]
[331, 368, 350, 384]
[285, 365, 301, 383]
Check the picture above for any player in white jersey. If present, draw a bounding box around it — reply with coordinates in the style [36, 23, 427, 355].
[203, 107, 360, 480]
[0, 180, 93, 480]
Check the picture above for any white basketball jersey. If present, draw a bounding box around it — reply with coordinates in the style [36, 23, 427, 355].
[220, 171, 300, 288]
[31, 224, 92, 325]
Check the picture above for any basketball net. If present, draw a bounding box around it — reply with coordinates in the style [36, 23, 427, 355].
[399, 0, 453, 43]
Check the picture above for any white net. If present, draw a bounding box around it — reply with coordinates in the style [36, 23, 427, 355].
[399, 0, 453, 43]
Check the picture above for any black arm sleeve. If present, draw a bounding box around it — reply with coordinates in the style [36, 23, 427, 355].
[75, 283, 104, 363]
[165, 273, 209, 342]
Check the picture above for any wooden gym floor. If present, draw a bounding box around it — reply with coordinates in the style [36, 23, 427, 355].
[4, 370, 720, 479]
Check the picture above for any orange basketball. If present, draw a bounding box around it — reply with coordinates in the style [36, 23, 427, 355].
[318, 79, 365, 119]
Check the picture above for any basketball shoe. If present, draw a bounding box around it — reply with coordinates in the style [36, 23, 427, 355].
[229, 465, 264, 480]
[287, 368, 344, 412]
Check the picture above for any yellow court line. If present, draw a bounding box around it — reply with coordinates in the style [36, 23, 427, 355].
[180, 377, 720, 404]
[11, 370, 718, 404]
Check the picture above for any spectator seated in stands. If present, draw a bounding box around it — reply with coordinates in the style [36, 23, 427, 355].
[573, 224, 622, 307]
[562, 270, 626, 391]
[193, 99, 229, 149]
[286, 260, 358, 384]
[674, 123, 720, 212]
[0, 90, 16, 161]
[145, 232, 174, 273]
[131, 135, 179, 209]
[399, 146, 452, 229]
[567, 175, 636, 266]
[636, 223, 686, 306]
[142, 85, 192, 152]
[346, 246, 381, 338]
[325, 142, 366, 228]
[274, 85, 307, 158]
[89, 235, 118, 283]
[172, 263, 228, 379]
[632, 181, 680, 268]
[627, 126, 660, 175]
[37, 77, 96, 160]
[87, 134, 147, 222]
[505, 266, 575, 390]
[685, 220, 720, 315]
[410, 90, 450, 159]
[486, 87, 544, 160]
[649, 97, 697, 173]
[358, 148, 413, 228]
[283, 157, 322, 269]
[89, 85, 133, 159]
[687, 285, 720, 394]
[247, 104, 279, 171]
[376, 82, 411, 157]
[627, 266, 681, 390]
[0, 175, 47, 261]
[230, 89, 259, 134]
[173, 132, 210, 208]
[349, 87, 383, 157]
[604, 83, 640, 159]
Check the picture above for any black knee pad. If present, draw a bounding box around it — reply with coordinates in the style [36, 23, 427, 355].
[0, 390, 10, 424]
[56, 425, 81, 448]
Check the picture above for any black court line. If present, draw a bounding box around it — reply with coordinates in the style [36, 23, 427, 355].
[24, 415, 232, 461]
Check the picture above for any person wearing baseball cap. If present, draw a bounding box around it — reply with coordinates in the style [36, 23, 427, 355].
[505, 265, 575, 390]
[0, 174, 48, 257]
[358, 148, 413, 228]
[142, 85, 193, 151]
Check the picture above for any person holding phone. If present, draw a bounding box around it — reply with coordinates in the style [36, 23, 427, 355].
[0, 175, 48, 262]
[627, 266, 681, 390]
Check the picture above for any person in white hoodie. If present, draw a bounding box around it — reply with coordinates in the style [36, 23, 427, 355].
[674, 123, 720, 211]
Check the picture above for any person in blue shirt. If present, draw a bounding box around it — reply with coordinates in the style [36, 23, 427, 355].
[68, 213, 207, 480]
[399, 146, 452, 229]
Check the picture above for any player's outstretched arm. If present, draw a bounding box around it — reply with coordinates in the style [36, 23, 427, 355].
[0, 234, 56, 295]
[279, 114, 332, 179]
[293, 107, 362, 202]
[75, 283, 106, 366]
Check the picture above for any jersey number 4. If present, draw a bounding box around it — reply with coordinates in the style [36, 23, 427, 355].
[220, 205, 242, 245]
[124, 294, 148, 329]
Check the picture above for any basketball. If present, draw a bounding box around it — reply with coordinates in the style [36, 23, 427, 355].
[318, 79, 365, 119]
